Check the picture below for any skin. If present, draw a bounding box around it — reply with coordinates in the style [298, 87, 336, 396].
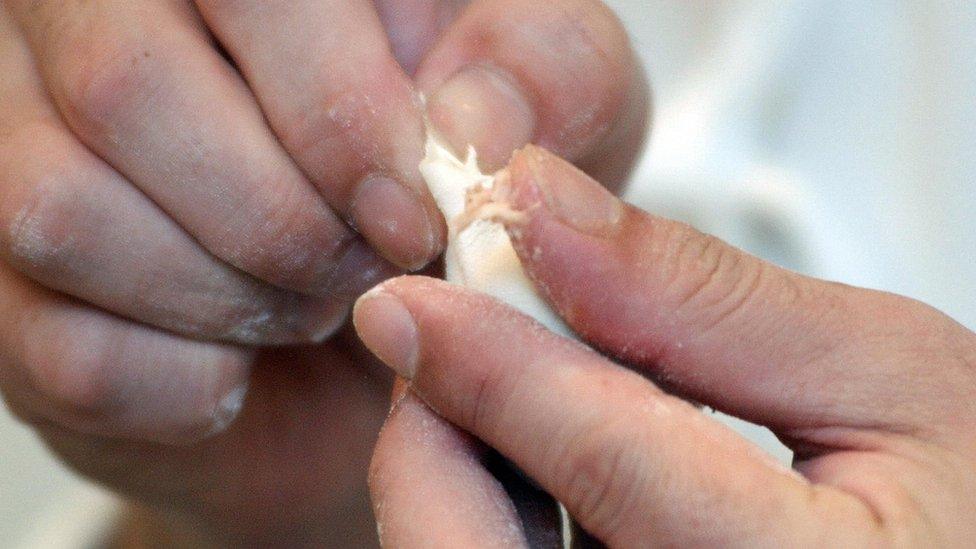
[356, 147, 976, 547]
[0, 0, 647, 546]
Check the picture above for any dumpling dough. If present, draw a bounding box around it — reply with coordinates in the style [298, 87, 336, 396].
[419, 136, 570, 337]
[420, 134, 575, 546]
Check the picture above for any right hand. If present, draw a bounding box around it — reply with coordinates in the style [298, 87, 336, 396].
[0, 0, 648, 545]
[359, 147, 976, 547]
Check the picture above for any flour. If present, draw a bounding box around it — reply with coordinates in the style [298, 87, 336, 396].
[418, 136, 570, 337]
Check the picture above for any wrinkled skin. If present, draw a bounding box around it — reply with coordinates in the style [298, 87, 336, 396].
[0, 1, 648, 546]
[359, 148, 976, 547]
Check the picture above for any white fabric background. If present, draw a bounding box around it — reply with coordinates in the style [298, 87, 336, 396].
[1, 1, 973, 545]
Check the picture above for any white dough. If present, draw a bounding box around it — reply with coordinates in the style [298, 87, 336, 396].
[420, 136, 575, 546]
[419, 137, 570, 337]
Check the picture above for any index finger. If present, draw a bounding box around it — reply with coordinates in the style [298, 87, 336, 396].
[195, 0, 446, 271]
[354, 277, 885, 547]
[370, 385, 564, 548]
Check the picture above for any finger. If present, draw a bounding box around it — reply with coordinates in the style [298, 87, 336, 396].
[0, 10, 348, 345]
[495, 146, 976, 440]
[33, 340, 392, 545]
[371, 387, 562, 548]
[195, 0, 446, 270]
[9, 0, 392, 294]
[354, 277, 884, 546]
[0, 264, 252, 444]
[416, 0, 649, 182]
[373, 0, 467, 75]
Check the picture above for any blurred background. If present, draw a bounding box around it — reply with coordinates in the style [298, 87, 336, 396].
[2, 0, 974, 546]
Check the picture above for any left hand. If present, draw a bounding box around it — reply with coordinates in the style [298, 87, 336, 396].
[0, 2, 647, 546]
[354, 147, 976, 547]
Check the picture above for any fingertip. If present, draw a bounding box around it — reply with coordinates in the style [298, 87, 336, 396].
[501, 145, 624, 237]
[7, 289, 257, 446]
[493, 147, 646, 348]
[416, 0, 637, 161]
[353, 283, 419, 380]
[325, 238, 402, 302]
[138, 343, 254, 445]
[369, 390, 532, 549]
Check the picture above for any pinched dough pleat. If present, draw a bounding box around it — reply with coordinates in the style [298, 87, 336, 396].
[419, 137, 569, 336]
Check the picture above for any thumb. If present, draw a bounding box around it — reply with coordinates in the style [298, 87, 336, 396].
[416, 0, 649, 187]
[494, 145, 976, 442]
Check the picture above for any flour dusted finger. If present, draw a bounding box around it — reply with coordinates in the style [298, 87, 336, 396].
[0, 4, 346, 345]
[353, 277, 886, 547]
[10, 0, 391, 295]
[0, 263, 252, 444]
[370, 388, 540, 549]
[416, 0, 648, 181]
[496, 145, 976, 444]
[195, 0, 446, 270]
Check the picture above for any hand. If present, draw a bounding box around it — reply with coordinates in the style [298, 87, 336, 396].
[356, 147, 976, 547]
[0, 1, 647, 545]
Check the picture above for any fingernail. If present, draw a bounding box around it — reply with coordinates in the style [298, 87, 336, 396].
[427, 65, 536, 171]
[516, 146, 624, 235]
[206, 383, 248, 437]
[353, 288, 419, 379]
[327, 239, 401, 301]
[350, 175, 440, 271]
[271, 295, 349, 345]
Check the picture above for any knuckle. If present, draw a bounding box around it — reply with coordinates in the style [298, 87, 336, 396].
[54, 34, 157, 133]
[0, 153, 80, 274]
[859, 292, 976, 400]
[490, 0, 631, 70]
[23, 330, 119, 417]
[277, 82, 397, 187]
[856, 291, 961, 354]
[276, 102, 336, 163]
[214, 184, 350, 294]
[276, 83, 373, 172]
[557, 0, 632, 73]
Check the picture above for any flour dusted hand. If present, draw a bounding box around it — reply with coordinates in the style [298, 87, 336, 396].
[357, 147, 976, 547]
[0, 0, 647, 545]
